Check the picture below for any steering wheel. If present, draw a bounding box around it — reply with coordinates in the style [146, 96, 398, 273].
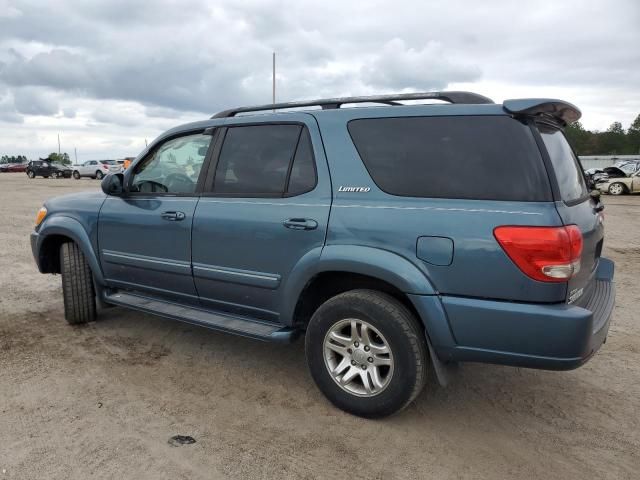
[165, 172, 195, 192]
[136, 180, 168, 193]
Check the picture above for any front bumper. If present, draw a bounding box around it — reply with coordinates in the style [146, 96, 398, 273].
[425, 257, 615, 370]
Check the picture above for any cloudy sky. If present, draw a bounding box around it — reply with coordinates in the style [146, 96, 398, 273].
[0, 0, 638, 161]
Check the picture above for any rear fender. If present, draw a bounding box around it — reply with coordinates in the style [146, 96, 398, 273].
[280, 244, 437, 324]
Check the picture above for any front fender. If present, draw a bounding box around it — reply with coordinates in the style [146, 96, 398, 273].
[34, 215, 105, 285]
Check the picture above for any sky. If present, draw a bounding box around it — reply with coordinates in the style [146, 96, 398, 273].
[0, 0, 638, 161]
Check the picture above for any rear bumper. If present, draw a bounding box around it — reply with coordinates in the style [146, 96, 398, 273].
[413, 258, 615, 370]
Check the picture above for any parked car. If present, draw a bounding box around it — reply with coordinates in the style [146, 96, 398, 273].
[30, 92, 615, 418]
[72, 160, 122, 179]
[26, 160, 72, 178]
[6, 162, 27, 173]
[1, 162, 27, 173]
[596, 167, 640, 195]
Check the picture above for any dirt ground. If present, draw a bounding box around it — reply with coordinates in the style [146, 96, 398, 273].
[0, 174, 638, 480]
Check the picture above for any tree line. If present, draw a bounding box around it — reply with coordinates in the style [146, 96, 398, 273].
[565, 114, 640, 155]
[0, 152, 72, 165]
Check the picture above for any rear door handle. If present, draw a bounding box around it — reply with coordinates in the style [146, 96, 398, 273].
[283, 218, 318, 230]
[161, 211, 186, 221]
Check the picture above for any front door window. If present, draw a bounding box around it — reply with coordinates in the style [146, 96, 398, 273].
[131, 133, 211, 194]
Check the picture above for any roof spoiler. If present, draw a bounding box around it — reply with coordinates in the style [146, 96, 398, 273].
[503, 98, 581, 126]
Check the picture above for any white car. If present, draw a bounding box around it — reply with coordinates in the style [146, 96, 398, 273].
[596, 167, 640, 195]
[72, 160, 122, 180]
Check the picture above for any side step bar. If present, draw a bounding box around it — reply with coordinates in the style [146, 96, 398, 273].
[103, 291, 299, 343]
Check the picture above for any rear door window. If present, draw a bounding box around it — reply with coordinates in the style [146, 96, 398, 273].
[348, 116, 552, 201]
[538, 125, 588, 203]
[212, 124, 316, 196]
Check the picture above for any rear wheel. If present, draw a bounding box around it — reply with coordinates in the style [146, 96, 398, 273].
[60, 242, 96, 324]
[305, 289, 428, 418]
[609, 182, 626, 195]
[95, 170, 104, 180]
[73, 171, 80, 179]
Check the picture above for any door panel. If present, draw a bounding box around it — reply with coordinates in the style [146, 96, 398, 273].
[192, 198, 329, 319]
[192, 116, 331, 321]
[99, 197, 200, 302]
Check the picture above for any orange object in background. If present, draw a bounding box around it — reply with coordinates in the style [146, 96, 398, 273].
[122, 157, 134, 169]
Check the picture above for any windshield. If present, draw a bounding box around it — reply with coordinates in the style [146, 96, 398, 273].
[538, 125, 588, 202]
[100, 160, 116, 165]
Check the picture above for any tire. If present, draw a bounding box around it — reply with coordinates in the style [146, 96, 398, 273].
[305, 289, 428, 418]
[95, 170, 104, 180]
[27, 170, 35, 179]
[609, 182, 626, 195]
[73, 171, 80, 179]
[60, 242, 96, 325]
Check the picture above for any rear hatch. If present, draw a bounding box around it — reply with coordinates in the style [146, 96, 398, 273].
[536, 123, 604, 304]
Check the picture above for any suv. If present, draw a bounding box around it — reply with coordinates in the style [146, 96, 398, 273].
[72, 160, 122, 180]
[26, 160, 72, 179]
[30, 92, 615, 418]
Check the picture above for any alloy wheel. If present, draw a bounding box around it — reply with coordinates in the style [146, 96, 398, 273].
[323, 318, 394, 397]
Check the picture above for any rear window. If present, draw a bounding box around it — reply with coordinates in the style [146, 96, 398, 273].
[538, 125, 588, 203]
[348, 116, 551, 201]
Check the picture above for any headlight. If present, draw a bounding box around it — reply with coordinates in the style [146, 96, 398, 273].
[35, 206, 47, 227]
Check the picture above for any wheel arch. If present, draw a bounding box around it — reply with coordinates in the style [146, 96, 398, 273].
[282, 245, 436, 328]
[36, 216, 105, 285]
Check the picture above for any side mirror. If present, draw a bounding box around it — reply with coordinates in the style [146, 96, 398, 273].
[101, 173, 125, 196]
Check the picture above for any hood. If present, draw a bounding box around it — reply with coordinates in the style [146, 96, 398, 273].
[44, 190, 107, 213]
[602, 166, 627, 178]
[52, 164, 72, 171]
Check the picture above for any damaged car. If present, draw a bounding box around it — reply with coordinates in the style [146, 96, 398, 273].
[596, 166, 640, 195]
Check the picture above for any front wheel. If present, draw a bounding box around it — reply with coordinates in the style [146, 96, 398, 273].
[60, 242, 96, 324]
[305, 290, 428, 418]
[27, 170, 35, 178]
[73, 171, 80, 179]
[609, 182, 626, 195]
[95, 170, 104, 180]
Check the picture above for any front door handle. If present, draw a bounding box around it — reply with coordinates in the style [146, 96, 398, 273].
[283, 218, 318, 230]
[161, 211, 186, 221]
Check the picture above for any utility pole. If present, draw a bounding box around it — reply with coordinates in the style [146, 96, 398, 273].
[272, 52, 276, 112]
[74, 147, 78, 164]
[57, 134, 61, 155]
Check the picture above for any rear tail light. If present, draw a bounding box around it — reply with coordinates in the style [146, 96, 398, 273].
[494, 225, 583, 282]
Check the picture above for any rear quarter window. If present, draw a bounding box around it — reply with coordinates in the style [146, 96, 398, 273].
[348, 116, 552, 201]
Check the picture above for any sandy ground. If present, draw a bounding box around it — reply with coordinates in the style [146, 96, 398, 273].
[0, 173, 638, 480]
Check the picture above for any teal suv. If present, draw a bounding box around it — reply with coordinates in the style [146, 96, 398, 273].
[31, 92, 615, 417]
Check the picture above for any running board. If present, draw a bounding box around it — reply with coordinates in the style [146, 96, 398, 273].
[103, 291, 299, 343]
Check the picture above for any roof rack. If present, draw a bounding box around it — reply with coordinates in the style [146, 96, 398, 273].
[212, 91, 494, 118]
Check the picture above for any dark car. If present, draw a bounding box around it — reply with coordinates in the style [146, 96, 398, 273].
[31, 91, 615, 418]
[26, 160, 72, 179]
